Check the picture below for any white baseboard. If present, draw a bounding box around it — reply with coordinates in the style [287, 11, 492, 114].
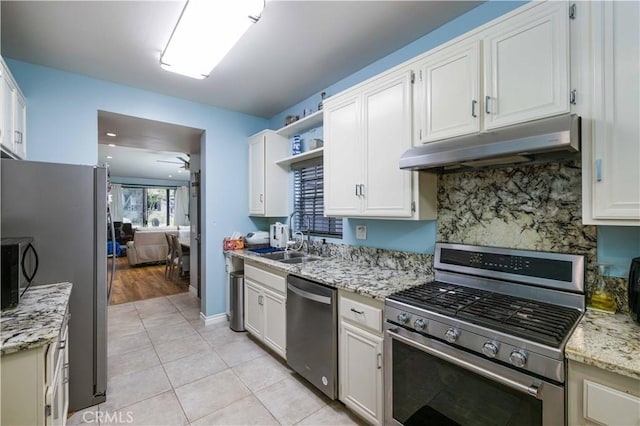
[199, 311, 227, 326]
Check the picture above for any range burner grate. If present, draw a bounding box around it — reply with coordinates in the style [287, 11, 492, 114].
[390, 282, 581, 347]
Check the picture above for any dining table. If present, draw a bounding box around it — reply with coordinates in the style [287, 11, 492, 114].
[179, 238, 190, 250]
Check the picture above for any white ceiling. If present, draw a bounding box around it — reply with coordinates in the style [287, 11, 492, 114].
[98, 144, 191, 182]
[97, 111, 202, 182]
[2, 0, 482, 180]
[1, 0, 483, 119]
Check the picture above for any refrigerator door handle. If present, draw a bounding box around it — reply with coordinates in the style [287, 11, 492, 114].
[107, 209, 116, 303]
[94, 166, 108, 402]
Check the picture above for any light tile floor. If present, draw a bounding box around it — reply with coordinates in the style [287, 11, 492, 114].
[68, 292, 365, 426]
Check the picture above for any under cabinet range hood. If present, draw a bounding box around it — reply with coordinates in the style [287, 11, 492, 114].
[399, 114, 581, 173]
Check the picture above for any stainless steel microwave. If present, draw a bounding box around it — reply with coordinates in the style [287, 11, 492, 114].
[1, 237, 38, 309]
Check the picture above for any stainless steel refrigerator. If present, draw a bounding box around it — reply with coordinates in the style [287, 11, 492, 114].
[1, 158, 109, 411]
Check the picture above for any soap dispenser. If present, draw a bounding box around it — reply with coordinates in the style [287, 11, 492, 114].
[589, 263, 617, 312]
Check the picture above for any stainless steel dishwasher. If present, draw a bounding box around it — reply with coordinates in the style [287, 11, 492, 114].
[286, 275, 337, 400]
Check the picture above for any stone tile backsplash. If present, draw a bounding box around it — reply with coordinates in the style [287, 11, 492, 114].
[301, 161, 630, 311]
[308, 240, 434, 275]
[434, 160, 626, 310]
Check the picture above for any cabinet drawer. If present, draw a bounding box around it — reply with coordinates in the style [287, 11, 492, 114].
[46, 312, 69, 386]
[584, 380, 640, 425]
[340, 296, 382, 333]
[245, 263, 286, 294]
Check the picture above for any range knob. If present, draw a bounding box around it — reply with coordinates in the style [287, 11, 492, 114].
[444, 328, 460, 343]
[413, 318, 427, 331]
[509, 350, 528, 368]
[482, 341, 499, 358]
[397, 313, 411, 324]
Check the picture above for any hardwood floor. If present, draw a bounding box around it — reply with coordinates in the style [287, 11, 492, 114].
[109, 256, 190, 305]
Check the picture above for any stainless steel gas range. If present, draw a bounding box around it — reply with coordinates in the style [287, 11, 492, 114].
[384, 243, 585, 426]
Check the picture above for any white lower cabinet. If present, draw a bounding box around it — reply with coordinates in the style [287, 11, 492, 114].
[1, 320, 69, 425]
[567, 360, 640, 426]
[262, 287, 286, 355]
[243, 262, 287, 359]
[338, 291, 384, 425]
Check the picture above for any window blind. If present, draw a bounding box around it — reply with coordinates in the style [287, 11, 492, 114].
[293, 164, 342, 237]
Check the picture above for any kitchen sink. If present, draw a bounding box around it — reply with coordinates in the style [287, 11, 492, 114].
[260, 251, 322, 264]
[261, 251, 308, 261]
[280, 256, 322, 264]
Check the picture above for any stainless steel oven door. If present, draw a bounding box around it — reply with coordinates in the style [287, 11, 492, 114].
[384, 326, 564, 426]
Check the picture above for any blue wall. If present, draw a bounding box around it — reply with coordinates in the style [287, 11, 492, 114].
[269, 1, 526, 255]
[598, 226, 640, 278]
[268, 0, 639, 277]
[6, 59, 268, 316]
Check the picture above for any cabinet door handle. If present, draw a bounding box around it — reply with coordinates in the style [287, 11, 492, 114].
[350, 308, 364, 315]
[15, 130, 23, 144]
[360, 184, 365, 197]
[59, 339, 67, 350]
[258, 295, 264, 306]
[485, 96, 491, 114]
[471, 100, 478, 118]
[63, 362, 70, 384]
[355, 185, 359, 196]
[259, 194, 263, 203]
[377, 353, 382, 369]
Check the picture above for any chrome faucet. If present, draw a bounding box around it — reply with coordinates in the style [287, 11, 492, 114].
[301, 215, 312, 255]
[287, 210, 311, 255]
[288, 210, 301, 241]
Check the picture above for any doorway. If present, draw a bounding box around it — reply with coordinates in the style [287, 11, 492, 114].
[97, 111, 204, 305]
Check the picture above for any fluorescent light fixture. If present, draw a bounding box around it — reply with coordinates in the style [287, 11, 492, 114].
[106, 156, 113, 159]
[169, 175, 173, 178]
[160, 0, 264, 79]
[108, 144, 116, 147]
[106, 132, 117, 137]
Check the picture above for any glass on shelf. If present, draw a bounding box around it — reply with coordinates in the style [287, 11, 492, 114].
[589, 263, 616, 313]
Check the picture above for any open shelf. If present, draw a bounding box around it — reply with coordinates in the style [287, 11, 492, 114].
[275, 110, 323, 138]
[275, 147, 324, 167]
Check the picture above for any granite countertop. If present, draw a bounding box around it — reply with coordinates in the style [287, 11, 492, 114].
[566, 309, 640, 381]
[1, 282, 72, 356]
[226, 250, 432, 300]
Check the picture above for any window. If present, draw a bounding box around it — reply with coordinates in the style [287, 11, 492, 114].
[293, 164, 342, 237]
[122, 186, 176, 227]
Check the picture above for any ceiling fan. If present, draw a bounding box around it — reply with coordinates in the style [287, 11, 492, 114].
[157, 155, 190, 170]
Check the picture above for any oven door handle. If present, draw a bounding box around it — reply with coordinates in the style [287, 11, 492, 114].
[386, 329, 543, 399]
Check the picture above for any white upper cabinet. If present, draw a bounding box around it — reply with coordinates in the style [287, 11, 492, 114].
[324, 68, 436, 220]
[483, 1, 570, 130]
[248, 130, 289, 217]
[580, 0, 640, 224]
[13, 92, 27, 159]
[414, 1, 571, 145]
[361, 71, 413, 217]
[418, 40, 481, 142]
[1, 57, 27, 159]
[1, 65, 16, 154]
[323, 93, 362, 217]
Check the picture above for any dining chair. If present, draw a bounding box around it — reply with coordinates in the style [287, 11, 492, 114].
[170, 234, 185, 280]
[164, 232, 175, 279]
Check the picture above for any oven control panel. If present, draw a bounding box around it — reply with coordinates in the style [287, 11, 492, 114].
[384, 302, 566, 383]
[439, 248, 574, 282]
